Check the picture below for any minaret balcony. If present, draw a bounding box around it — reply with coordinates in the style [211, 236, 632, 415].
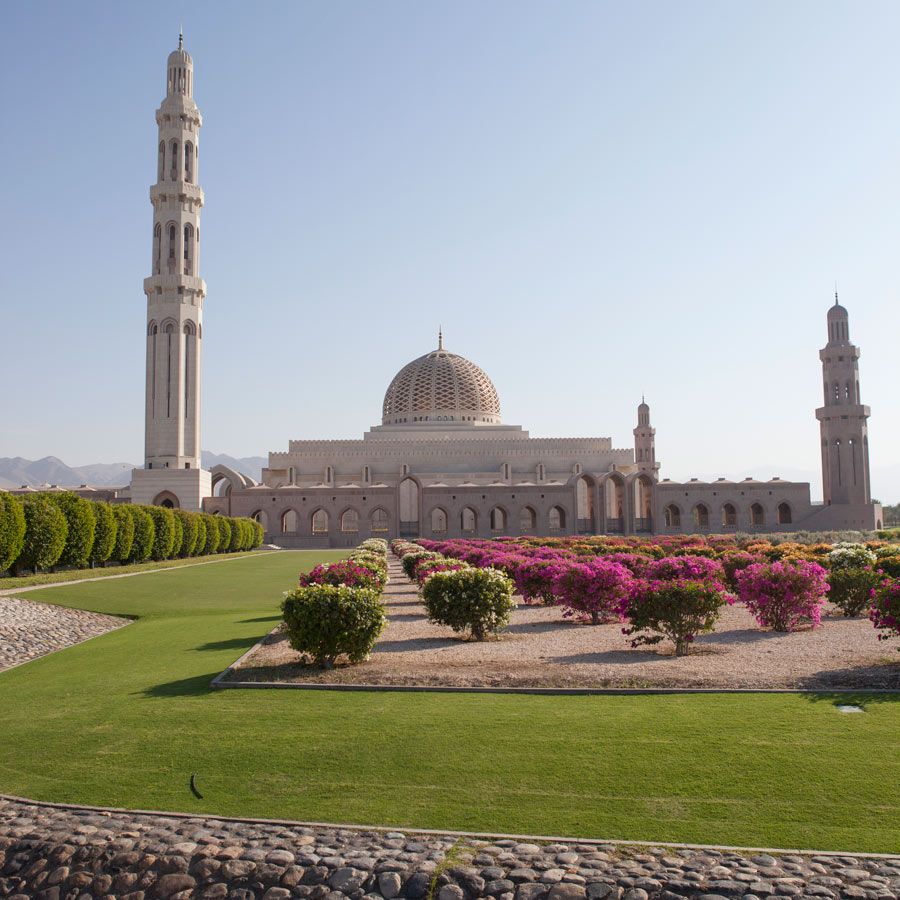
[815, 403, 870, 421]
[143, 274, 207, 298]
[150, 182, 204, 205]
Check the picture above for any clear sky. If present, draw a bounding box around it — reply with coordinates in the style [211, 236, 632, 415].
[2, 2, 899, 500]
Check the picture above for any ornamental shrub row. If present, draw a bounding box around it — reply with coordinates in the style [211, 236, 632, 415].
[281, 539, 390, 667]
[0, 490, 264, 576]
[408, 536, 900, 653]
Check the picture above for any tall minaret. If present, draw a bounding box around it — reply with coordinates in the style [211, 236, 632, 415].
[633, 398, 659, 478]
[130, 35, 211, 511]
[815, 295, 871, 506]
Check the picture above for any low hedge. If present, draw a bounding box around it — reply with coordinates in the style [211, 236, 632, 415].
[1, 490, 264, 576]
[281, 583, 387, 667]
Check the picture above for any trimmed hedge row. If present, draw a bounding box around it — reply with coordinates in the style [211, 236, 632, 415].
[0, 490, 265, 576]
[281, 538, 390, 667]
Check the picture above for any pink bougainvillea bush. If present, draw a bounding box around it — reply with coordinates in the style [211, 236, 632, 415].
[735, 560, 829, 632]
[622, 578, 729, 656]
[552, 558, 634, 625]
[870, 578, 900, 649]
[298, 559, 386, 592]
[644, 555, 725, 589]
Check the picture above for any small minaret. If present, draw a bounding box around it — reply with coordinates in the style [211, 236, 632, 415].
[130, 35, 211, 510]
[634, 397, 659, 478]
[815, 295, 871, 506]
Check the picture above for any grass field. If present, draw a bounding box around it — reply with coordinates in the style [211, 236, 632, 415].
[0, 550, 897, 853]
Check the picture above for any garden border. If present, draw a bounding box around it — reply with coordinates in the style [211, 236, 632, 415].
[211, 627, 900, 695]
[2, 792, 898, 859]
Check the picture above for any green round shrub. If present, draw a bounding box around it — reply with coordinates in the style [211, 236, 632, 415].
[128, 507, 155, 563]
[228, 517, 244, 552]
[111, 504, 135, 563]
[251, 519, 264, 548]
[145, 506, 176, 560]
[17, 497, 68, 572]
[0, 493, 26, 573]
[44, 492, 96, 569]
[421, 567, 515, 640]
[827, 567, 882, 617]
[202, 514, 221, 555]
[88, 501, 117, 567]
[169, 511, 184, 558]
[281, 584, 387, 668]
[174, 510, 199, 557]
[216, 516, 232, 553]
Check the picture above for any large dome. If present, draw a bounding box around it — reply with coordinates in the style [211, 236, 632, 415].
[382, 336, 501, 426]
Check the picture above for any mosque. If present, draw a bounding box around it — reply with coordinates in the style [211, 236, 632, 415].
[129, 39, 883, 545]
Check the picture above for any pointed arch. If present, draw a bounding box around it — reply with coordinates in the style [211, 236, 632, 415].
[311, 508, 329, 535]
[340, 508, 359, 534]
[519, 505, 536, 534]
[777, 502, 792, 525]
[489, 506, 507, 534]
[692, 503, 709, 531]
[575, 475, 595, 534]
[429, 507, 448, 534]
[664, 504, 681, 529]
[460, 506, 477, 534]
[370, 507, 389, 534]
[281, 509, 299, 534]
[750, 502, 765, 527]
[721, 502, 737, 529]
[548, 505, 566, 533]
[152, 490, 180, 509]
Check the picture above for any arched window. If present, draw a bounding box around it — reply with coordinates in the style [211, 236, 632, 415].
[281, 509, 298, 534]
[750, 502, 765, 527]
[184, 142, 194, 183]
[722, 503, 737, 529]
[183, 224, 193, 275]
[832, 382, 840, 404]
[251, 510, 268, 530]
[311, 509, 329, 534]
[153, 223, 161, 273]
[692, 503, 709, 530]
[576, 476, 594, 524]
[370, 508, 389, 534]
[167, 223, 177, 272]
[158, 141, 165, 181]
[341, 509, 359, 534]
[519, 506, 536, 533]
[461, 507, 476, 533]
[777, 502, 792, 525]
[845, 381, 852, 402]
[548, 506, 566, 532]
[170, 140, 179, 180]
[664, 504, 681, 529]
[183, 320, 195, 417]
[490, 507, 506, 533]
[430, 508, 447, 534]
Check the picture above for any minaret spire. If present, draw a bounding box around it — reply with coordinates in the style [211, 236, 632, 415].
[178, 27, 183, 50]
[438, 326, 444, 350]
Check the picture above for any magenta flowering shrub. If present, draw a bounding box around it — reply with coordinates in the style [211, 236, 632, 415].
[735, 560, 829, 632]
[719, 550, 758, 591]
[511, 558, 563, 605]
[870, 578, 900, 648]
[552, 558, 634, 625]
[603, 552, 652, 577]
[622, 578, 728, 656]
[413, 555, 467, 586]
[299, 559, 386, 592]
[645, 555, 725, 588]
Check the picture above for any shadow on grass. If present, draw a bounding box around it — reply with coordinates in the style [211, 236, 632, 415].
[193, 636, 262, 652]
[240, 615, 281, 624]
[798, 690, 900, 708]
[139, 671, 220, 697]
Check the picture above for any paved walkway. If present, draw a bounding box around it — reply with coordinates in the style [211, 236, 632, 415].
[0, 596, 128, 673]
[0, 795, 897, 900]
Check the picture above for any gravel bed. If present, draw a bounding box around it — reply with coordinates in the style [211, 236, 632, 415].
[0, 596, 129, 672]
[0, 795, 897, 900]
[229, 558, 900, 690]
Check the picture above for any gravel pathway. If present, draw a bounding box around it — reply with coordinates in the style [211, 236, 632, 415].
[231, 557, 900, 690]
[0, 596, 129, 672]
[0, 795, 897, 900]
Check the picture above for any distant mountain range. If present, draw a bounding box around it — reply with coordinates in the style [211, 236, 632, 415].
[0, 452, 266, 489]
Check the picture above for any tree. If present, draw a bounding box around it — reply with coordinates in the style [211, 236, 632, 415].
[44, 492, 96, 569]
[146, 506, 176, 560]
[0, 493, 26, 573]
[111, 504, 135, 563]
[88, 501, 117, 567]
[128, 506, 155, 563]
[17, 497, 68, 572]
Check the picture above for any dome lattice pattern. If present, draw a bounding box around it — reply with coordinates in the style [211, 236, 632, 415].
[382, 345, 501, 425]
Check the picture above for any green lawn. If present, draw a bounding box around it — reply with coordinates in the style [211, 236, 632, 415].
[0, 550, 897, 853]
